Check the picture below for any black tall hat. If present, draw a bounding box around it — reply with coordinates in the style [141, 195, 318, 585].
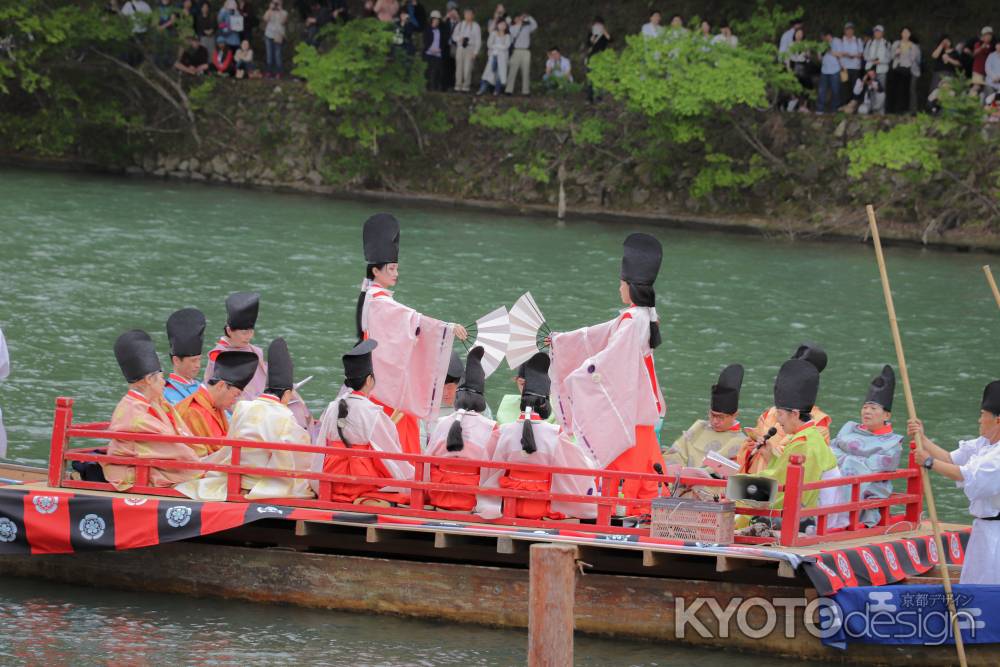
[267, 337, 294, 392]
[522, 352, 551, 398]
[711, 364, 744, 414]
[982, 380, 1000, 416]
[363, 213, 400, 264]
[343, 339, 378, 381]
[773, 359, 819, 412]
[620, 233, 662, 286]
[864, 365, 896, 412]
[446, 350, 463, 383]
[114, 329, 161, 383]
[791, 342, 828, 374]
[166, 308, 206, 358]
[226, 292, 260, 331]
[212, 350, 259, 391]
[459, 347, 487, 395]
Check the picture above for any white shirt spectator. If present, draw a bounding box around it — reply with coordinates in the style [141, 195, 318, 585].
[120, 0, 152, 34]
[778, 27, 796, 54]
[711, 33, 738, 48]
[834, 35, 864, 70]
[985, 50, 1000, 87]
[509, 16, 537, 49]
[642, 22, 663, 39]
[821, 46, 841, 75]
[544, 55, 572, 81]
[864, 37, 890, 74]
[451, 19, 482, 55]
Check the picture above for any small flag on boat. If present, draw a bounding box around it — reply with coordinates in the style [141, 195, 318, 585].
[507, 292, 548, 369]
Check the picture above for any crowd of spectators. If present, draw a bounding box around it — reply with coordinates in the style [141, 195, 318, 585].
[111, 1, 1000, 117]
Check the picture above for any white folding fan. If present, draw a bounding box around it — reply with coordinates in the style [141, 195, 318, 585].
[506, 291, 548, 369]
[469, 306, 510, 378]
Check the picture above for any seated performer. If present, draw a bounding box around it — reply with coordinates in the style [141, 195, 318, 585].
[665, 364, 745, 468]
[495, 364, 554, 425]
[737, 342, 832, 474]
[176, 339, 314, 500]
[425, 347, 500, 511]
[477, 353, 597, 521]
[103, 330, 206, 491]
[356, 213, 468, 455]
[420, 351, 465, 447]
[830, 365, 903, 527]
[312, 339, 415, 504]
[548, 233, 666, 512]
[756, 359, 839, 513]
[163, 308, 206, 405]
[174, 350, 259, 447]
[908, 380, 1000, 584]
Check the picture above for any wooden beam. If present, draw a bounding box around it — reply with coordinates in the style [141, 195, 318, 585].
[365, 526, 382, 544]
[497, 536, 520, 555]
[716, 556, 753, 573]
[777, 561, 797, 579]
[642, 550, 665, 567]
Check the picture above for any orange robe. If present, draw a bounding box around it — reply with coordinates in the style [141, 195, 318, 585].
[736, 405, 831, 474]
[174, 385, 228, 451]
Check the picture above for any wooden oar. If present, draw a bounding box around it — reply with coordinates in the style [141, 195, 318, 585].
[866, 204, 968, 667]
[983, 265, 1000, 309]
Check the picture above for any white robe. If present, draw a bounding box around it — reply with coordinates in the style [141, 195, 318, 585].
[549, 307, 664, 467]
[951, 436, 1000, 584]
[0, 326, 8, 458]
[310, 388, 415, 495]
[175, 395, 314, 501]
[476, 417, 598, 520]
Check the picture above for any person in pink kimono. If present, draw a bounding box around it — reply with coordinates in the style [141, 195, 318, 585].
[311, 339, 415, 504]
[102, 329, 206, 491]
[548, 233, 666, 514]
[203, 291, 312, 430]
[355, 213, 468, 456]
[425, 347, 500, 511]
[477, 352, 598, 521]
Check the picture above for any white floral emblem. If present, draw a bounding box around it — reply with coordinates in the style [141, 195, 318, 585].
[905, 540, 920, 564]
[255, 506, 284, 515]
[883, 545, 899, 571]
[949, 534, 961, 560]
[928, 539, 939, 563]
[836, 553, 851, 578]
[123, 497, 148, 506]
[0, 517, 17, 542]
[32, 496, 59, 515]
[79, 514, 106, 540]
[817, 562, 838, 579]
[861, 550, 880, 574]
[165, 506, 193, 528]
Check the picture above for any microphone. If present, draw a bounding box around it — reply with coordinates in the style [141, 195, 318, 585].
[755, 427, 778, 452]
[653, 463, 664, 496]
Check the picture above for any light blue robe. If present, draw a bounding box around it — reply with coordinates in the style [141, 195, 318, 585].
[830, 421, 904, 527]
[163, 374, 199, 406]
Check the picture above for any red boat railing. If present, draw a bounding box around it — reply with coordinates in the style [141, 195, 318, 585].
[46, 397, 925, 547]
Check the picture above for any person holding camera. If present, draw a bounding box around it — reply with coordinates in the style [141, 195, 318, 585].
[505, 13, 537, 95]
[263, 0, 288, 78]
[451, 8, 481, 92]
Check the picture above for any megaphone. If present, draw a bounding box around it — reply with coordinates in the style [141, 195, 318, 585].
[725, 475, 778, 504]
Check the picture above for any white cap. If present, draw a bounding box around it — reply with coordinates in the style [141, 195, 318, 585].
[873, 25, 884, 33]
[983, 26, 994, 35]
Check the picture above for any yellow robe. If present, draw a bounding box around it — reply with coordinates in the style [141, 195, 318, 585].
[760, 423, 839, 510]
[736, 405, 831, 474]
[665, 419, 744, 468]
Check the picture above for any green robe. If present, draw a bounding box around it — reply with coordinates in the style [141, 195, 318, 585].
[760, 423, 838, 510]
[495, 394, 557, 425]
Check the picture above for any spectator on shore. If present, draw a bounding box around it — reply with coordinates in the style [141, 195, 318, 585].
[887, 27, 919, 114]
[443, 6, 460, 89]
[403, 0, 427, 30]
[506, 13, 537, 95]
[194, 1, 216, 58]
[175, 36, 210, 75]
[851, 68, 886, 114]
[970, 27, 994, 90]
[212, 38, 236, 76]
[711, 21, 738, 48]
[477, 19, 510, 95]
[374, 0, 399, 22]
[668, 14, 684, 31]
[930, 35, 962, 95]
[584, 17, 611, 101]
[778, 17, 803, 56]
[487, 3, 508, 33]
[236, 0, 257, 43]
[218, 0, 243, 49]
[263, 0, 287, 78]
[864, 24, 890, 88]
[178, 0, 195, 34]
[120, 0, 152, 35]
[330, 0, 349, 22]
[698, 19, 711, 40]
[986, 41, 1000, 99]
[834, 22, 864, 105]
[784, 26, 811, 111]
[424, 10, 446, 91]
[451, 9, 481, 93]
[234, 39, 254, 78]
[543, 46, 572, 85]
[304, 1, 331, 46]
[153, 0, 177, 68]
[361, 0, 376, 19]
[641, 10, 663, 39]
[394, 12, 419, 58]
[817, 29, 841, 113]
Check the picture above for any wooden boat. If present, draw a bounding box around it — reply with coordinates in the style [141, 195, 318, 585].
[0, 397, 994, 665]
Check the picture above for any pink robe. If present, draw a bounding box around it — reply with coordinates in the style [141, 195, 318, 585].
[476, 417, 598, 520]
[361, 285, 455, 422]
[310, 388, 415, 496]
[203, 337, 312, 430]
[549, 307, 664, 467]
[102, 390, 206, 491]
[425, 411, 500, 510]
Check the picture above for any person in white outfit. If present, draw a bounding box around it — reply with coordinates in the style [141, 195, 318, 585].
[450, 9, 481, 92]
[477, 19, 511, 95]
[908, 380, 1000, 584]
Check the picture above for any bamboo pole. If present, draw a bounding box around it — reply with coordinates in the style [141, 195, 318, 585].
[983, 265, 1000, 310]
[866, 205, 968, 667]
[528, 543, 575, 667]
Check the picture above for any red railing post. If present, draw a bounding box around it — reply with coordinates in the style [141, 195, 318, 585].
[410, 458, 426, 510]
[779, 454, 805, 546]
[904, 440, 922, 525]
[848, 480, 861, 530]
[226, 445, 242, 501]
[596, 475, 615, 526]
[47, 397, 74, 488]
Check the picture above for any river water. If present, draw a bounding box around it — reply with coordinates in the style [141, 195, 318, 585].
[0, 168, 996, 664]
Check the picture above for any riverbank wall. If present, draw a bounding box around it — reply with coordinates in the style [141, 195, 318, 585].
[5, 79, 1000, 252]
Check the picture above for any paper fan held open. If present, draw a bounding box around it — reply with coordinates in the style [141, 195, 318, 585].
[506, 292, 549, 369]
[466, 306, 510, 379]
